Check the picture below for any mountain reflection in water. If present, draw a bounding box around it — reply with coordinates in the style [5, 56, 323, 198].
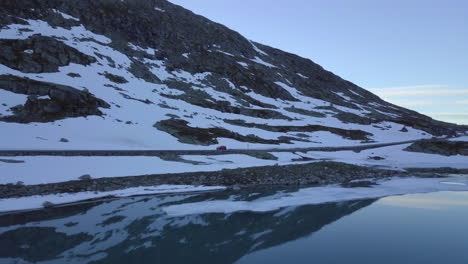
[0, 188, 375, 264]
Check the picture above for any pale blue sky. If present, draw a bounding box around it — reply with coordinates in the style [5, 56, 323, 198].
[169, 0, 468, 124]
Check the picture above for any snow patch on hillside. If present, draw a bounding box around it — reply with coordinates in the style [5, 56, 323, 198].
[128, 43, 156, 55]
[250, 41, 268, 56]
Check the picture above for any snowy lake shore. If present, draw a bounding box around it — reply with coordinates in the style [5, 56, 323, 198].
[1, 139, 468, 213]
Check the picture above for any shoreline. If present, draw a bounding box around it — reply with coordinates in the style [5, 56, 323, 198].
[0, 161, 424, 199]
[0, 169, 466, 215]
[0, 160, 466, 214]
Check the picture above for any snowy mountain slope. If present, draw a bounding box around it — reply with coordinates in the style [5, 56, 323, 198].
[0, 0, 463, 150]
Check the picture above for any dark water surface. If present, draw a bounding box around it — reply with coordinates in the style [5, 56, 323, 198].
[0, 188, 467, 264]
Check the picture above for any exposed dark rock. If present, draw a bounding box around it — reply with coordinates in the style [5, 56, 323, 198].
[102, 72, 128, 84]
[154, 118, 298, 145]
[0, 35, 96, 73]
[105, 84, 125, 91]
[334, 111, 373, 125]
[400, 126, 408, 132]
[161, 79, 292, 120]
[224, 119, 372, 141]
[390, 114, 459, 137]
[128, 60, 161, 83]
[284, 107, 326, 118]
[158, 102, 178, 110]
[0, 75, 110, 123]
[405, 167, 468, 174]
[0, 14, 29, 28]
[291, 155, 315, 162]
[368, 156, 385, 160]
[66, 72, 81, 78]
[59, 138, 69, 143]
[341, 180, 378, 188]
[404, 140, 468, 156]
[164, 93, 291, 120]
[42, 201, 54, 208]
[79, 174, 92, 180]
[94, 52, 116, 67]
[119, 92, 153, 104]
[0, 158, 25, 163]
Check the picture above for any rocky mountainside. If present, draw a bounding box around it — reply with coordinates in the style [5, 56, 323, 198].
[0, 0, 463, 150]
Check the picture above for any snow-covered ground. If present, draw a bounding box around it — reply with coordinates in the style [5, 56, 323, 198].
[1, 142, 467, 186]
[0, 154, 312, 185]
[450, 136, 468, 142]
[298, 143, 468, 170]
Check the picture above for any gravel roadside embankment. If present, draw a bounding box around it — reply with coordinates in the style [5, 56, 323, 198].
[2, 138, 464, 199]
[0, 161, 411, 199]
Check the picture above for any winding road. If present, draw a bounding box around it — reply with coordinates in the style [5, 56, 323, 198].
[0, 138, 447, 157]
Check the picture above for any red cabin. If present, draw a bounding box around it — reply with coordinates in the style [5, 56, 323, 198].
[216, 146, 227, 151]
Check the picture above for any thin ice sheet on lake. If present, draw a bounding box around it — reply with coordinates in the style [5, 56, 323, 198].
[163, 177, 468, 216]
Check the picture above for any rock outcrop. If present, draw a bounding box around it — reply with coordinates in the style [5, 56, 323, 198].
[0, 35, 96, 73]
[0, 75, 109, 122]
[405, 140, 468, 156]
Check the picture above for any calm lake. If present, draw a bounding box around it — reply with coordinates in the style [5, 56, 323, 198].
[1, 178, 468, 264]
